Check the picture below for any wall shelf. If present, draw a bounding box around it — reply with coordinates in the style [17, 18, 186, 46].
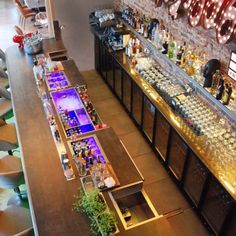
[120, 19, 236, 122]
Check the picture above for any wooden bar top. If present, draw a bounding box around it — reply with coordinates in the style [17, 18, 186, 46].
[6, 41, 90, 236]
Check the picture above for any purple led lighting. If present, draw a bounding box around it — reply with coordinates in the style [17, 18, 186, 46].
[51, 88, 95, 136]
[70, 136, 106, 163]
[51, 88, 84, 111]
[46, 71, 70, 90]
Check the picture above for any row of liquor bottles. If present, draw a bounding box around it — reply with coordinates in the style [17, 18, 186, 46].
[121, 8, 205, 79]
[121, 8, 234, 107]
[126, 36, 233, 107]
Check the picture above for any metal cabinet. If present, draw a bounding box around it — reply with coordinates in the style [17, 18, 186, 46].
[122, 71, 132, 112]
[131, 81, 143, 126]
[167, 131, 188, 180]
[200, 176, 235, 235]
[154, 112, 170, 161]
[183, 152, 208, 206]
[106, 51, 114, 89]
[114, 59, 122, 100]
[142, 96, 155, 142]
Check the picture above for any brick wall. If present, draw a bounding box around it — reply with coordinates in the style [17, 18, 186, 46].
[114, 0, 236, 73]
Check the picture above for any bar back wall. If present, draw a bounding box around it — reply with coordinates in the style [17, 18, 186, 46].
[114, 0, 236, 72]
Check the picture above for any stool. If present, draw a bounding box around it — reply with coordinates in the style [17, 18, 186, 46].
[0, 205, 33, 236]
[0, 119, 18, 155]
[0, 69, 9, 89]
[0, 49, 7, 72]
[14, 25, 24, 35]
[0, 155, 24, 190]
[15, 0, 36, 30]
[0, 87, 12, 119]
[0, 155, 28, 208]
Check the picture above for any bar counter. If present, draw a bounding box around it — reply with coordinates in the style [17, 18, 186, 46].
[5, 41, 177, 236]
[93, 33, 236, 236]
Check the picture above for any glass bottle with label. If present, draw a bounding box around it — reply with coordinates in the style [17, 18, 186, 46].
[216, 77, 225, 100]
[222, 83, 233, 105]
[211, 70, 222, 95]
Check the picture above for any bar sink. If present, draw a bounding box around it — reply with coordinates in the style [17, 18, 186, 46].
[109, 184, 161, 229]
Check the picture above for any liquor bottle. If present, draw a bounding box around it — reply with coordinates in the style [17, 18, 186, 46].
[156, 20, 165, 50]
[167, 34, 176, 59]
[222, 83, 233, 105]
[153, 23, 159, 47]
[176, 45, 183, 66]
[210, 70, 222, 95]
[136, 39, 141, 54]
[132, 41, 137, 55]
[216, 77, 224, 100]
[185, 50, 196, 76]
[180, 42, 187, 66]
[162, 40, 168, 54]
[151, 21, 157, 41]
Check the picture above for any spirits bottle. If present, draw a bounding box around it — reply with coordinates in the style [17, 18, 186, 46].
[162, 41, 168, 54]
[222, 83, 233, 105]
[167, 34, 176, 59]
[216, 77, 224, 100]
[176, 45, 183, 66]
[136, 39, 141, 54]
[180, 42, 187, 66]
[151, 21, 157, 41]
[211, 70, 222, 95]
[132, 41, 137, 55]
[156, 20, 165, 50]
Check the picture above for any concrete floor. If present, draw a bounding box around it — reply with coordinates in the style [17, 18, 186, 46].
[0, 0, 210, 235]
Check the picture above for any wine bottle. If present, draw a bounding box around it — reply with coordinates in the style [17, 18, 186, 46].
[211, 70, 222, 95]
[176, 45, 183, 66]
[222, 83, 233, 105]
[216, 77, 224, 100]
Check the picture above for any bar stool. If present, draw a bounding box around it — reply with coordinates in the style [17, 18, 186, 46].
[0, 49, 7, 72]
[0, 119, 18, 155]
[0, 155, 24, 193]
[0, 87, 12, 119]
[15, 0, 36, 29]
[0, 68, 9, 89]
[0, 205, 33, 236]
[14, 25, 24, 35]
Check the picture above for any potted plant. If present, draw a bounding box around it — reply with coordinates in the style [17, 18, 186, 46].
[73, 189, 106, 217]
[95, 210, 117, 236]
[73, 189, 118, 235]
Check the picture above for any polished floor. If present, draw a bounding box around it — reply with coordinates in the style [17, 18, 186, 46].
[81, 70, 210, 236]
[0, 0, 209, 235]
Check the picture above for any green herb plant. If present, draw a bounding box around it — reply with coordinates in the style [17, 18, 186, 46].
[73, 189, 117, 235]
[73, 189, 106, 217]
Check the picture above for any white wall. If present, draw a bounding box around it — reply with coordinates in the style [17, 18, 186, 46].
[53, 0, 113, 71]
